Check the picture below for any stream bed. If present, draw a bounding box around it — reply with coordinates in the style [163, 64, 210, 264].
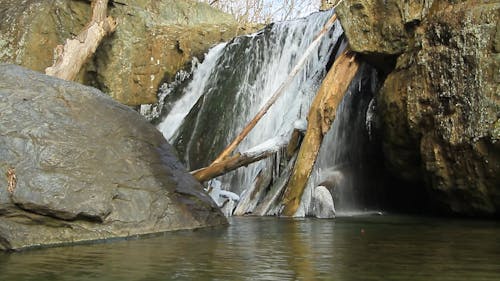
[1, 215, 499, 280]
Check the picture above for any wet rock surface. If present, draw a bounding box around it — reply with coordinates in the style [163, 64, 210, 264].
[337, 0, 500, 215]
[312, 186, 336, 219]
[0, 64, 226, 250]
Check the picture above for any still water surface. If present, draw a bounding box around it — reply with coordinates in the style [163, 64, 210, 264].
[1, 215, 499, 281]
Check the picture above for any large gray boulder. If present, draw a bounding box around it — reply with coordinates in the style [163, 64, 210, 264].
[0, 64, 226, 250]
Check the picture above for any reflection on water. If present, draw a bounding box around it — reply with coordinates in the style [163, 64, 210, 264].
[1, 216, 499, 281]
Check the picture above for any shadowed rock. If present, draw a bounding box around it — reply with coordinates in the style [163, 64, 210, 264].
[337, 0, 500, 216]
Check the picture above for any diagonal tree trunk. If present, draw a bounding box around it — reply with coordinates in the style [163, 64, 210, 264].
[280, 50, 360, 217]
[45, 0, 117, 81]
[209, 13, 338, 166]
[192, 126, 304, 183]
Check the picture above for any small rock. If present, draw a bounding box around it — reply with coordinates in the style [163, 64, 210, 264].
[312, 186, 336, 219]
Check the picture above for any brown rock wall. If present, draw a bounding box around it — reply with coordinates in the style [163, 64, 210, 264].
[0, 0, 250, 105]
[337, 0, 500, 215]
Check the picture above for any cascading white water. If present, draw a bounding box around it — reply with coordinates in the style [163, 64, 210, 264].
[145, 10, 393, 218]
[155, 10, 344, 198]
[297, 64, 381, 217]
[155, 43, 227, 140]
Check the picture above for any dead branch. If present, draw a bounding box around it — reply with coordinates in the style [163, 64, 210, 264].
[191, 137, 289, 182]
[45, 0, 117, 81]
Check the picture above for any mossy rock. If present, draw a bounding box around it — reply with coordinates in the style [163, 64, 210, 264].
[0, 0, 250, 105]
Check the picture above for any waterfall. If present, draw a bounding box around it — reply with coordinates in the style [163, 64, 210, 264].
[154, 43, 227, 138]
[149, 10, 381, 217]
[297, 63, 381, 217]
[156, 10, 341, 171]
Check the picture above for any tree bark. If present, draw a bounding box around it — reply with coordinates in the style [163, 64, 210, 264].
[191, 137, 289, 182]
[280, 50, 360, 217]
[45, 0, 116, 81]
[209, 13, 338, 166]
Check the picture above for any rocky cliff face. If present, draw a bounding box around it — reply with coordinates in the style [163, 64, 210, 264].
[0, 64, 226, 250]
[336, 0, 500, 215]
[0, 0, 248, 105]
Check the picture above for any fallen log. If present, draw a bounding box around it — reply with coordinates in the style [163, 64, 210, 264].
[45, 0, 117, 81]
[191, 136, 289, 182]
[280, 50, 360, 217]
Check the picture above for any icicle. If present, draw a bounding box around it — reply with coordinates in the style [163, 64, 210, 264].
[157, 43, 227, 142]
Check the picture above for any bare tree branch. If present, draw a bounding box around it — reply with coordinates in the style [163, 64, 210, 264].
[45, 0, 117, 81]
[198, 0, 321, 23]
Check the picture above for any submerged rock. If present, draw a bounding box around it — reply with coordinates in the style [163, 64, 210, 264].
[0, 0, 249, 105]
[337, 1, 500, 215]
[0, 64, 226, 251]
